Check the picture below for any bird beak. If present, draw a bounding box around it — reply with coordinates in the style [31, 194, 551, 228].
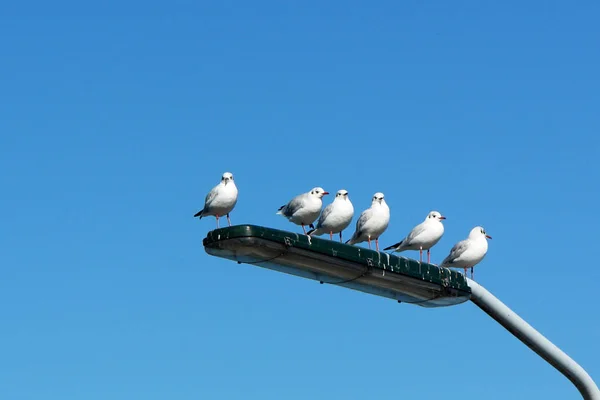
[439, 216, 446, 220]
[486, 234, 492, 239]
[322, 191, 329, 195]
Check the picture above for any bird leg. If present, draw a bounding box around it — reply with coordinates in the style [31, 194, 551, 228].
[216, 215, 220, 228]
[427, 249, 431, 264]
[471, 267, 474, 280]
[339, 232, 343, 243]
[329, 231, 333, 240]
[464, 267, 467, 277]
[419, 248, 423, 262]
[301, 224, 307, 235]
[227, 213, 232, 227]
[376, 238, 380, 251]
[367, 238, 372, 249]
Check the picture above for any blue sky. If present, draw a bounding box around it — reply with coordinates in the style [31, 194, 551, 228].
[1, 1, 599, 399]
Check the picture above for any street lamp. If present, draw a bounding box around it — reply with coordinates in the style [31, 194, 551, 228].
[203, 224, 599, 400]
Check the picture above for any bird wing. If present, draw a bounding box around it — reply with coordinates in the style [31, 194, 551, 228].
[404, 222, 428, 246]
[204, 185, 220, 208]
[385, 223, 426, 251]
[354, 208, 373, 236]
[442, 239, 469, 265]
[315, 202, 334, 228]
[281, 193, 305, 217]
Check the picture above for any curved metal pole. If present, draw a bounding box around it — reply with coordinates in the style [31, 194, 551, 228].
[468, 279, 599, 399]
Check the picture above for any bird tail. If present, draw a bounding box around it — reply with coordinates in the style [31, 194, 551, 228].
[383, 240, 403, 251]
[345, 234, 356, 245]
[345, 229, 360, 245]
[194, 209, 204, 218]
[276, 205, 285, 215]
[306, 226, 319, 236]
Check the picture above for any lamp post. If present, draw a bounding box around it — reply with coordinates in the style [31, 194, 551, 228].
[468, 279, 599, 400]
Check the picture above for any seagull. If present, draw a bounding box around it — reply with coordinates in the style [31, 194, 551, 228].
[307, 189, 354, 242]
[193, 172, 238, 228]
[345, 192, 390, 251]
[439, 226, 492, 279]
[277, 187, 329, 234]
[383, 211, 446, 263]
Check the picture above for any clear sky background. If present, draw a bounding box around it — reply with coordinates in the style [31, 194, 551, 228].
[1, 1, 599, 399]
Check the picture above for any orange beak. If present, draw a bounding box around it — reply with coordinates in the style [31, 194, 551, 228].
[439, 216, 446, 220]
[486, 235, 492, 239]
[322, 191, 329, 195]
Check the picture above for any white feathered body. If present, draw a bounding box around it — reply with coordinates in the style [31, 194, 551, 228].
[347, 200, 390, 245]
[439, 235, 488, 269]
[393, 219, 444, 252]
[277, 193, 323, 226]
[201, 181, 238, 217]
[310, 197, 354, 236]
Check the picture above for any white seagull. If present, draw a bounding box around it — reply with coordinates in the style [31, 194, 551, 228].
[277, 187, 329, 234]
[307, 189, 354, 242]
[439, 226, 492, 279]
[193, 172, 238, 228]
[383, 211, 446, 263]
[345, 192, 390, 251]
